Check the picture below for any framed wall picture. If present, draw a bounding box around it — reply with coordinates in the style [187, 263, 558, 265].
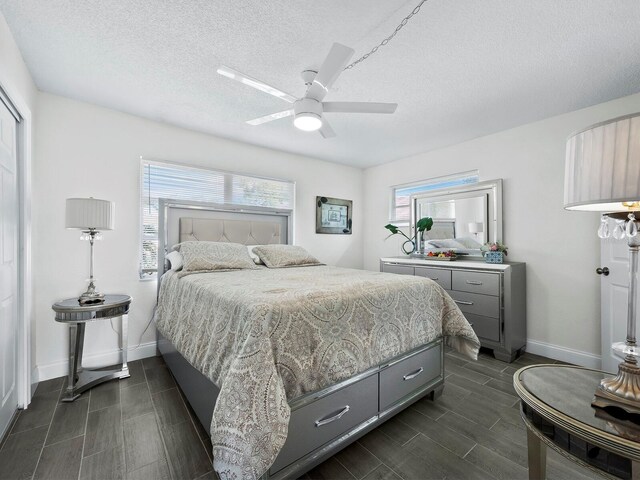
[316, 196, 352, 234]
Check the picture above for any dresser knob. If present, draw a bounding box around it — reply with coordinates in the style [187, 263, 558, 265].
[596, 267, 610, 276]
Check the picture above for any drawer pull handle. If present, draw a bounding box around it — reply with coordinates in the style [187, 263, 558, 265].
[315, 405, 350, 427]
[454, 300, 474, 306]
[430, 277, 439, 281]
[466, 280, 483, 285]
[403, 367, 424, 381]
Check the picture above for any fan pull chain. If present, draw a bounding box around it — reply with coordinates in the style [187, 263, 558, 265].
[344, 0, 429, 71]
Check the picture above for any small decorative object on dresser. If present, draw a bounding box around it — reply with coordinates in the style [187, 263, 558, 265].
[316, 196, 352, 234]
[381, 256, 526, 362]
[65, 197, 115, 304]
[481, 242, 508, 264]
[52, 295, 131, 401]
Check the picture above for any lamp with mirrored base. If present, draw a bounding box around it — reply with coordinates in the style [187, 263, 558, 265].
[565, 112, 640, 414]
[65, 198, 115, 305]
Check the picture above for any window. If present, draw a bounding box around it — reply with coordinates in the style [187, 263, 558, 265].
[140, 159, 295, 278]
[390, 171, 479, 223]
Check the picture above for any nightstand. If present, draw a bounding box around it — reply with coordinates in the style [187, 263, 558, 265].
[515, 364, 640, 479]
[52, 294, 132, 402]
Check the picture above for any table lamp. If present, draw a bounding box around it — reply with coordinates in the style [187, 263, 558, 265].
[65, 198, 115, 304]
[564, 112, 640, 413]
[468, 222, 484, 240]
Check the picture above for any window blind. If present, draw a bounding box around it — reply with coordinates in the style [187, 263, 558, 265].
[390, 171, 479, 223]
[140, 159, 295, 278]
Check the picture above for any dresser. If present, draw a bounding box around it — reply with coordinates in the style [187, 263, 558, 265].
[380, 256, 526, 362]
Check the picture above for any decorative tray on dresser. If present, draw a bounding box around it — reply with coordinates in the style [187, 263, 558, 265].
[380, 256, 526, 362]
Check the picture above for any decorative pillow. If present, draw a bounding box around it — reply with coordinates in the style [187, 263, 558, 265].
[455, 236, 483, 249]
[166, 250, 184, 271]
[253, 245, 323, 268]
[246, 245, 263, 265]
[427, 238, 466, 249]
[175, 241, 259, 272]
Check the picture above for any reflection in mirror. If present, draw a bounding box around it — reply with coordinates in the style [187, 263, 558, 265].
[412, 180, 502, 257]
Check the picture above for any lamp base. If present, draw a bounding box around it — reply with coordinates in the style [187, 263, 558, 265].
[78, 280, 105, 305]
[592, 361, 640, 415]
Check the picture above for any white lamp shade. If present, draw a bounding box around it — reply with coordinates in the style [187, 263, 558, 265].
[66, 198, 115, 230]
[468, 222, 483, 234]
[564, 112, 640, 212]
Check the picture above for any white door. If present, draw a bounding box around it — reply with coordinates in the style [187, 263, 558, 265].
[600, 238, 640, 373]
[0, 99, 18, 437]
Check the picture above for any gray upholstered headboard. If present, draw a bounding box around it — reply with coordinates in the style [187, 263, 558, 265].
[157, 198, 292, 280]
[179, 218, 282, 245]
[423, 220, 456, 240]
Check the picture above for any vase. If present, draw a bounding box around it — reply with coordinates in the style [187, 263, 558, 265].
[401, 240, 415, 255]
[485, 251, 504, 264]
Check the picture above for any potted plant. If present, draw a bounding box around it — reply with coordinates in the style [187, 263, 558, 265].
[384, 217, 434, 255]
[481, 242, 508, 264]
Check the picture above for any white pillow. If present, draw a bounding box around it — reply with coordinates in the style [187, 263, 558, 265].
[246, 245, 263, 265]
[166, 250, 184, 271]
[455, 236, 483, 249]
[427, 239, 466, 249]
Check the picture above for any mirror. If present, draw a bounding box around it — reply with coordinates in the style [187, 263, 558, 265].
[411, 179, 502, 257]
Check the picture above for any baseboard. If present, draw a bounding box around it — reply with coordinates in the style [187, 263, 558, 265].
[32, 338, 600, 382]
[34, 341, 158, 382]
[525, 339, 601, 369]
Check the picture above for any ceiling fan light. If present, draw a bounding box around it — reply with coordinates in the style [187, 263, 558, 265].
[293, 113, 322, 132]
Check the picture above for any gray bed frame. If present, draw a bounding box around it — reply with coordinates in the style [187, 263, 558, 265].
[155, 199, 445, 480]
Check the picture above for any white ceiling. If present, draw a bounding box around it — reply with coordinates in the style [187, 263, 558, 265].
[2, 1, 640, 168]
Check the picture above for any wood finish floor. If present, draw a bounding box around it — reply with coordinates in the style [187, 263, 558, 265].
[0, 349, 602, 480]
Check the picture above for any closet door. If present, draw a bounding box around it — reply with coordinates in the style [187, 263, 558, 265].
[0, 98, 18, 438]
[600, 238, 637, 374]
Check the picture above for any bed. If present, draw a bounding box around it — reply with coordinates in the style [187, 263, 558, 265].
[419, 219, 484, 254]
[154, 199, 480, 480]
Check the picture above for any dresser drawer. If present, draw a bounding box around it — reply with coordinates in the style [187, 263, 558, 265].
[448, 290, 500, 319]
[379, 344, 441, 411]
[381, 263, 415, 275]
[414, 267, 452, 290]
[270, 373, 378, 473]
[464, 312, 501, 342]
[452, 271, 500, 296]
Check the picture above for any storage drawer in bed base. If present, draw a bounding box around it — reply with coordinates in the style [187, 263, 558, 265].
[268, 371, 444, 480]
[157, 333, 444, 480]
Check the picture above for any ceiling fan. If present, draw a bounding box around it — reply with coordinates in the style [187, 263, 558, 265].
[217, 43, 398, 138]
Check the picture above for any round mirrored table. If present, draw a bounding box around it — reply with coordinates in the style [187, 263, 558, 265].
[514, 364, 640, 479]
[52, 294, 131, 401]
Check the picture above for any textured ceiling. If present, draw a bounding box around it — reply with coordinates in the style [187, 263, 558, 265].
[2, 1, 640, 168]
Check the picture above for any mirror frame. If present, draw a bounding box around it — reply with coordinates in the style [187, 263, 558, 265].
[411, 179, 503, 256]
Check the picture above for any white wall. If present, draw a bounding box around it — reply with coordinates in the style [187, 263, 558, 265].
[364, 92, 640, 366]
[33, 92, 363, 380]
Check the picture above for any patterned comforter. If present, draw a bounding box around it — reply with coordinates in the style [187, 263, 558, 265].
[155, 265, 479, 480]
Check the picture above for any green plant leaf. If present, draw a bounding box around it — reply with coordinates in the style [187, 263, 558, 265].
[416, 217, 434, 232]
[384, 224, 400, 234]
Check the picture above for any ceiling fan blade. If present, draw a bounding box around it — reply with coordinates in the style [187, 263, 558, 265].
[217, 66, 297, 104]
[246, 109, 293, 126]
[323, 102, 397, 114]
[318, 119, 336, 139]
[305, 43, 355, 101]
